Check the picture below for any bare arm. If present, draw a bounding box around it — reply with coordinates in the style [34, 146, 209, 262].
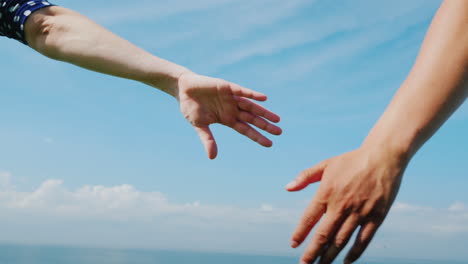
[23, 6, 282, 159]
[25, 7, 186, 97]
[287, 1, 467, 263]
[363, 0, 468, 160]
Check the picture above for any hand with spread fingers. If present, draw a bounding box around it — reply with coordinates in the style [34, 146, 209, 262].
[286, 0, 467, 263]
[286, 148, 406, 264]
[177, 72, 282, 159]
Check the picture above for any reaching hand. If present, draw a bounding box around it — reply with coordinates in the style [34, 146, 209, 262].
[176, 72, 282, 159]
[286, 147, 408, 264]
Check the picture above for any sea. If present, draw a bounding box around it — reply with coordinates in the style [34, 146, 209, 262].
[0, 244, 465, 264]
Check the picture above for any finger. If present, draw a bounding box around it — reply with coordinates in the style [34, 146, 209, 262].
[194, 126, 218, 159]
[300, 213, 343, 264]
[238, 111, 282, 136]
[229, 83, 267, 101]
[344, 221, 380, 264]
[231, 121, 273, 147]
[236, 97, 281, 123]
[291, 198, 327, 248]
[285, 161, 327, 192]
[318, 215, 360, 264]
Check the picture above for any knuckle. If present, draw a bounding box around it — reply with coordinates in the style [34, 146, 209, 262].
[362, 207, 386, 222]
[314, 230, 330, 246]
[334, 206, 347, 218]
[319, 187, 333, 200]
[297, 171, 308, 182]
[247, 114, 256, 123]
[217, 82, 230, 91]
[256, 120, 266, 129]
[302, 215, 318, 226]
[359, 207, 373, 218]
[296, 173, 310, 186]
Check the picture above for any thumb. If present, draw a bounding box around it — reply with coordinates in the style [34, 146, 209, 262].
[285, 160, 327, 192]
[195, 126, 218, 159]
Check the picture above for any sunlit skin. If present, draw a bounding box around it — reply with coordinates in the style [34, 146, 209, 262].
[286, 0, 467, 263]
[23, 6, 282, 159]
[16, 2, 467, 263]
[177, 72, 281, 158]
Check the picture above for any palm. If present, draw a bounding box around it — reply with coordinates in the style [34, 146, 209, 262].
[177, 73, 282, 159]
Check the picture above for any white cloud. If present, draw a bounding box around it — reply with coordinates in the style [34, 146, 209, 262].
[431, 224, 468, 233]
[1, 173, 466, 258]
[0, 174, 298, 254]
[0, 171, 12, 188]
[0, 175, 293, 225]
[386, 202, 468, 235]
[448, 201, 467, 212]
[2, 176, 466, 237]
[261, 204, 274, 212]
[2, 175, 467, 235]
[392, 202, 434, 212]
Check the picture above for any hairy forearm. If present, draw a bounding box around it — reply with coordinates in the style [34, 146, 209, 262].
[24, 6, 189, 97]
[363, 0, 468, 161]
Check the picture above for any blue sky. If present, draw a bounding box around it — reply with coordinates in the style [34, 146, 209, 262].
[1, 0, 467, 261]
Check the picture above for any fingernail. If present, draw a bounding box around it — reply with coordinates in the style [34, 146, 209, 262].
[290, 240, 299, 248]
[285, 180, 297, 190]
[300, 261, 308, 264]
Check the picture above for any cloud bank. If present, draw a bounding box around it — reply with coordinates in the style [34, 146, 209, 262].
[0, 174, 292, 225]
[0, 171, 466, 259]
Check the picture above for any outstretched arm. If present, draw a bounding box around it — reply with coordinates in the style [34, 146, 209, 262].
[23, 6, 282, 159]
[286, 0, 467, 263]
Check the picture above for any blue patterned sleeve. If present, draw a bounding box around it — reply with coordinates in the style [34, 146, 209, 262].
[0, 0, 55, 45]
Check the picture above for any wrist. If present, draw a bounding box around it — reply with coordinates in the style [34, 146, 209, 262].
[361, 130, 414, 167]
[145, 65, 191, 98]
